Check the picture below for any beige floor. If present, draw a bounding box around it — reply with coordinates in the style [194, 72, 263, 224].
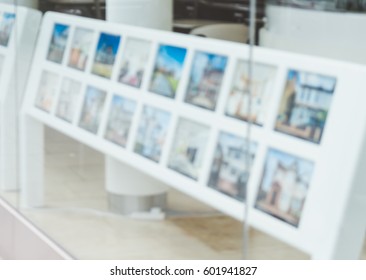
[1, 127, 365, 259]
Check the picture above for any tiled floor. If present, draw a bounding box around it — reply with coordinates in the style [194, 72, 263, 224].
[0, 127, 365, 259]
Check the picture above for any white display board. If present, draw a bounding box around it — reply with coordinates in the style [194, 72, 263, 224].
[21, 12, 366, 259]
[0, 4, 41, 191]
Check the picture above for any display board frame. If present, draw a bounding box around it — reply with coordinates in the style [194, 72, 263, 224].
[0, 4, 41, 191]
[21, 12, 366, 259]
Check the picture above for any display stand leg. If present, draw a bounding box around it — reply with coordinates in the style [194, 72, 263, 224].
[19, 115, 44, 208]
[312, 194, 366, 260]
[105, 156, 169, 216]
[312, 139, 366, 260]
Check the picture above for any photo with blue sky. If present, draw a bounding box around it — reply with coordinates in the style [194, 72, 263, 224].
[150, 44, 187, 98]
[0, 12, 15, 47]
[92, 32, 121, 79]
[47, 23, 70, 63]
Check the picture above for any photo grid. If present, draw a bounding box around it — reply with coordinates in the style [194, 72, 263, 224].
[33, 19, 327, 233]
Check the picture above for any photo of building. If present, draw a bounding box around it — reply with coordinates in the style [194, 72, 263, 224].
[68, 27, 94, 71]
[91, 32, 121, 79]
[47, 23, 70, 64]
[34, 70, 60, 112]
[134, 106, 171, 162]
[0, 12, 15, 47]
[185, 51, 228, 110]
[78, 86, 107, 134]
[105, 95, 136, 147]
[275, 70, 337, 143]
[208, 132, 257, 201]
[255, 148, 314, 227]
[56, 77, 82, 123]
[226, 61, 277, 126]
[150, 44, 187, 98]
[168, 118, 210, 180]
[118, 38, 151, 88]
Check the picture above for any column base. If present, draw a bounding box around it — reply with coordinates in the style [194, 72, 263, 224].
[107, 192, 167, 215]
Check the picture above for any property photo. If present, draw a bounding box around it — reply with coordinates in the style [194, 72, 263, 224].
[118, 37, 152, 88]
[47, 23, 70, 64]
[0, 12, 15, 47]
[208, 131, 257, 201]
[78, 85, 107, 134]
[105, 94, 137, 147]
[134, 105, 171, 162]
[185, 51, 228, 111]
[168, 118, 210, 180]
[226, 60, 277, 126]
[91, 32, 121, 79]
[68, 27, 94, 71]
[34, 70, 60, 112]
[149, 44, 187, 98]
[56, 77, 82, 123]
[255, 148, 315, 227]
[275, 69, 337, 143]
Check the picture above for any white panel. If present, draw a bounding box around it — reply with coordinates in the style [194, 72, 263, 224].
[20, 12, 366, 259]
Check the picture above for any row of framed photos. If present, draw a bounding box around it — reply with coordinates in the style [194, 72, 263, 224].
[35, 69, 315, 228]
[47, 23, 337, 145]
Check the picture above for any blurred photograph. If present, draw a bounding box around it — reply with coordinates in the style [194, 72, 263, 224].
[56, 77, 82, 123]
[226, 61, 277, 126]
[150, 44, 187, 98]
[118, 38, 151, 88]
[255, 148, 314, 227]
[68, 27, 94, 71]
[168, 118, 210, 180]
[185, 51, 228, 111]
[47, 23, 70, 64]
[105, 95, 137, 147]
[34, 70, 60, 112]
[0, 12, 15, 47]
[134, 106, 171, 162]
[208, 132, 257, 202]
[79, 86, 107, 134]
[275, 70, 336, 143]
[91, 32, 121, 79]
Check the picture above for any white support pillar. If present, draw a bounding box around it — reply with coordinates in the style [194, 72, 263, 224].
[105, 0, 172, 215]
[19, 114, 44, 208]
[105, 156, 169, 215]
[106, 0, 173, 31]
